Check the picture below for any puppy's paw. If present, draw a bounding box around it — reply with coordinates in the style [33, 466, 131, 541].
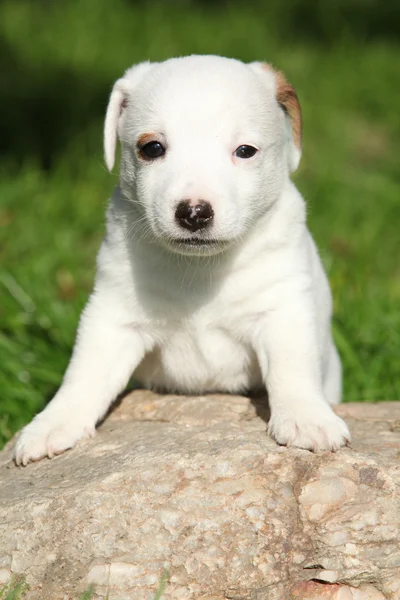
[14, 415, 95, 466]
[268, 403, 350, 452]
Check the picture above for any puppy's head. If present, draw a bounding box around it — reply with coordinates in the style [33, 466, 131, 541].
[104, 55, 301, 255]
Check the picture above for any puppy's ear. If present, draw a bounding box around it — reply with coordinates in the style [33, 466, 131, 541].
[249, 62, 302, 172]
[104, 62, 153, 172]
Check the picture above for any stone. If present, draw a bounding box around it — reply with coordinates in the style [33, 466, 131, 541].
[0, 391, 399, 600]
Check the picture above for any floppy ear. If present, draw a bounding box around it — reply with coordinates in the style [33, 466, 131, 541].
[104, 61, 153, 172]
[104, 78, 130, 172]
[249, 62, 302, 172]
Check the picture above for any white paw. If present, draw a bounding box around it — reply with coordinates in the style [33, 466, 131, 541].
[14, 415, 95, 466]
[268, 403, 351, 452]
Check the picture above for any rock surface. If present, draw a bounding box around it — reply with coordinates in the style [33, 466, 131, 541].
[0, 391, 399, 600]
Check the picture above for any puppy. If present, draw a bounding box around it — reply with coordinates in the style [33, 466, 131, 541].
[15, 55, 350, 465]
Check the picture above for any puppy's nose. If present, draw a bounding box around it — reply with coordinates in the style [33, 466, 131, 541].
[175, 200, 214, 232]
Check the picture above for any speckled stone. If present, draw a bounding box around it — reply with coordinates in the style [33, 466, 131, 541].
[0, 392, 399, 599]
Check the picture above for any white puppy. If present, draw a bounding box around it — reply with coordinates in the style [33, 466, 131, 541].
[15, 55, 350, 465]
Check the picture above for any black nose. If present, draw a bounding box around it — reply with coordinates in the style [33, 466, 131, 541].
[175, 200, 214, 232]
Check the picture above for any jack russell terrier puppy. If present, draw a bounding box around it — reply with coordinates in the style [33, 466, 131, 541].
[15, 55, 350, 465]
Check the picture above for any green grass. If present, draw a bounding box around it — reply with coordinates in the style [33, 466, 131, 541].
[0, 570, 169, 599]
[1, 0, 399, 448]
[0, 580, 28, 600]
[153, 569, 169, 600]
[79, 586, 95, 600]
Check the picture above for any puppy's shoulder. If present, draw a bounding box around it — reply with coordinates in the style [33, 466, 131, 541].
[95, 187, 133, 278]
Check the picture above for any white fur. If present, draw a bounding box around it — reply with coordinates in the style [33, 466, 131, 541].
[15, 55, 350, 465]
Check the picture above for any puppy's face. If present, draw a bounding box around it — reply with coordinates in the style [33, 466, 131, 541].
[105, 56, 301, 255]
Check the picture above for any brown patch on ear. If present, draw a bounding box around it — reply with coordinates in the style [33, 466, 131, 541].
[137, 133, 158, 148]
[275, 71, 302, 150]
[261, 63, 302, 150]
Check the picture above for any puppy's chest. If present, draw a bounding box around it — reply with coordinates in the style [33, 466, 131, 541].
[135, 317, 261, 393]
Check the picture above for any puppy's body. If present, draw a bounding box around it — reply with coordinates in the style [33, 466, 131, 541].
[15, 55, 349, 465]
[105, 184, 338, 398]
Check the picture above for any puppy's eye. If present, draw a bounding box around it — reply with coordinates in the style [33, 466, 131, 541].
[139, 141, 166, 160]
[234, 145, 258, 159]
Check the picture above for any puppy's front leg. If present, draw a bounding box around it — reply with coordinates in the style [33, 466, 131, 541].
[255, 298, 350, 452]
[15, 293, 150, 465]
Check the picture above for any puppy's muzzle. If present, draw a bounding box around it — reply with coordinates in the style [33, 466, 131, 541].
[175, 200, 214, 233]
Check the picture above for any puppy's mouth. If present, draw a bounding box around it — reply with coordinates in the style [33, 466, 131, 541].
[171, 237, 226, 247]
[165, 236, 231, 255]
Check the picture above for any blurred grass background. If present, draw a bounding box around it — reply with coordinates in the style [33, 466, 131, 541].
[0, 0, 399, 448]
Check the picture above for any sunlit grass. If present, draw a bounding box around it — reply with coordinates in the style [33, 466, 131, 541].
[0, 579, 28, 600]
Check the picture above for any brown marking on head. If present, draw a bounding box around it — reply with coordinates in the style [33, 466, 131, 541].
[261, 63, 302, 151]
[137, 133, 158, 148]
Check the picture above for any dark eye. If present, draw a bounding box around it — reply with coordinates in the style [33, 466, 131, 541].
[234, 145, 258, 159]
[139, 141, 165, 160]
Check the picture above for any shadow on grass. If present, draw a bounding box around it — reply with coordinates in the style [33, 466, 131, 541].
[0, 37, 108, 170]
